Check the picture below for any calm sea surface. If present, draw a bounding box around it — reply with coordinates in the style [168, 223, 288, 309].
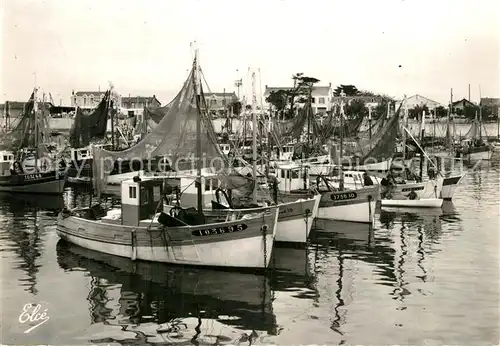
[1, 154, 499, 345]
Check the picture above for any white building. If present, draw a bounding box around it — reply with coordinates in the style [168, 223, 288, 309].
[71, 90, 122, 109]
[263, 84, 332, 115]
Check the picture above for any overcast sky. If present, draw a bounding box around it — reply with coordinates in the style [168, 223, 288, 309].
[2, 0, 499, 106]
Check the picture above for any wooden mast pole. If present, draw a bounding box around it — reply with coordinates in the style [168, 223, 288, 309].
[339, 89, 346, 191]
[194, 49, 204, 216]
[251, 71, 258, 204]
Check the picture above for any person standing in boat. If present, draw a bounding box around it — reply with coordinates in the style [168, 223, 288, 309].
[363, 172, 374, 186]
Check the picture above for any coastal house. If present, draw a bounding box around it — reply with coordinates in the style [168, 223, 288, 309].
[121, 95, 161, 117]
[404, 94, 444, 110]
[205, 92, 239, 116]
[452, 98, 477, 111]
[71, 90, 122, 110]
[0, 101, 53, 119]
[331, 94, 386, 109]
[263, 84, 332, 115]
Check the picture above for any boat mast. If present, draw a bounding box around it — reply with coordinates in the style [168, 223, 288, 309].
[449, 88, 454, 152]
[478, 84, 482, 139]
[339, 89, 345, 191]
[109, 85, 115, 150]
[194, 49, 203, 215]
[419, 108, 426, 180]
[402, 95, 407, 164]
[368, 106, 372, 143]
[34, 87, 39, 171]
[251, 71, 257, 204]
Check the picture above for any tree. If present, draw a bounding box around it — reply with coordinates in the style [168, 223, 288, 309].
[409, 105, 429, 120]
[345, 99, 368, 119]
[435, 106, 447, 118]
[333, 85, 359, 96]
[265, 90, 287, 118]
[285, 73, 320, 118]
[373, 99, 390, 119]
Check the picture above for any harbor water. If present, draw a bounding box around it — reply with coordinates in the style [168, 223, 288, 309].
[0, 155, 498, 345]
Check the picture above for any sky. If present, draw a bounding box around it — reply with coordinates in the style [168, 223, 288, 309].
[2, 0, 499, 106]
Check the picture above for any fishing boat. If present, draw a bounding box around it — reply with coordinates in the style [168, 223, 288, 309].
[57, 175, 278, 269]
[57, 52, 279, 269]
[455, 97, 492, 161]
[209, 188, 321, 244]
[0, 89, 65, 195]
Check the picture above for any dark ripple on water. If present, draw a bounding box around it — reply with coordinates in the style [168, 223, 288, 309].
[0, 155, 499, 345]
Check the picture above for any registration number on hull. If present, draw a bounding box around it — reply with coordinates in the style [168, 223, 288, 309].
[24, 174, 43, 180]
[330, 192, 358, 201]
[192, 224, 248, 237]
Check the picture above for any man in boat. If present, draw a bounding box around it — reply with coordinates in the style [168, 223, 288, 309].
[380, 172, 396, 198]
[10, 161, 24, 175]
[363, 172, 374, 186]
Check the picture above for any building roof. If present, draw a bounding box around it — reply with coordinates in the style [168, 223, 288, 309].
[122, 95, 161, 104]
[74, 91, 107, 97]
[405, 94, 444, 108]
[0, 101, 53, 111]
[205, 92, 237, 97]
[480, 97, 500, 107]
[452, 98, 477, 107]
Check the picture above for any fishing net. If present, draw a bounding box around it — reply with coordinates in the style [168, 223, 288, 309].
[144, 104, 170, 124]
[463, 118, 489, 139]
[93, 59, 268, 204]
[353, 102, 403, 163]
[0, 91, 52, 157]
[69, 91, 112, 148]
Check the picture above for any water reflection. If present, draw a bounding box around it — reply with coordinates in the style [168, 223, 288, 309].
[308, 220, 393, 336]
[56, 240, 278, 344]
[0, 193, 62, 295]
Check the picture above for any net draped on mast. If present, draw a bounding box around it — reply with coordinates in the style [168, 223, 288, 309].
[354, 102, 403, 163]
[0, 90, 52, 157]
[69, 91, 113, 148]
[92, 58, 268, 204]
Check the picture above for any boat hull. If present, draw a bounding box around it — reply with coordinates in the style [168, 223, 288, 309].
[0, 171, 65, 194]
[441, 174, 465, 200]
[466, 149, 492, 161]
[316, 186, 378, 224]
[56, 208, 278, 268]
[381, 198, 443, 208]
[205, 195, 321, 243]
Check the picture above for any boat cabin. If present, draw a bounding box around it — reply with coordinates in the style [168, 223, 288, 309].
[106, 177, 164, 226]
[273, 164, 309, 193]
[71, 144, 114, 162]
[0, 150, 14, 176]
[71, 147, 92, 162]
[277, 145, 294, 161]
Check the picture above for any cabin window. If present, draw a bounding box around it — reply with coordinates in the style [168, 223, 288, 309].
[319, 97, 325, 104]
[211, 179, 218, 189]
[3, 156, 7, 161]
[281, 170, 286, 178]
[205, 179, 210, 191]
[291, 170, 299, 179]
[129, 186, 137, 199]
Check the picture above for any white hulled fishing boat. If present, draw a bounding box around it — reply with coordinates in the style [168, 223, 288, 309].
[57, 177, 278, 268]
